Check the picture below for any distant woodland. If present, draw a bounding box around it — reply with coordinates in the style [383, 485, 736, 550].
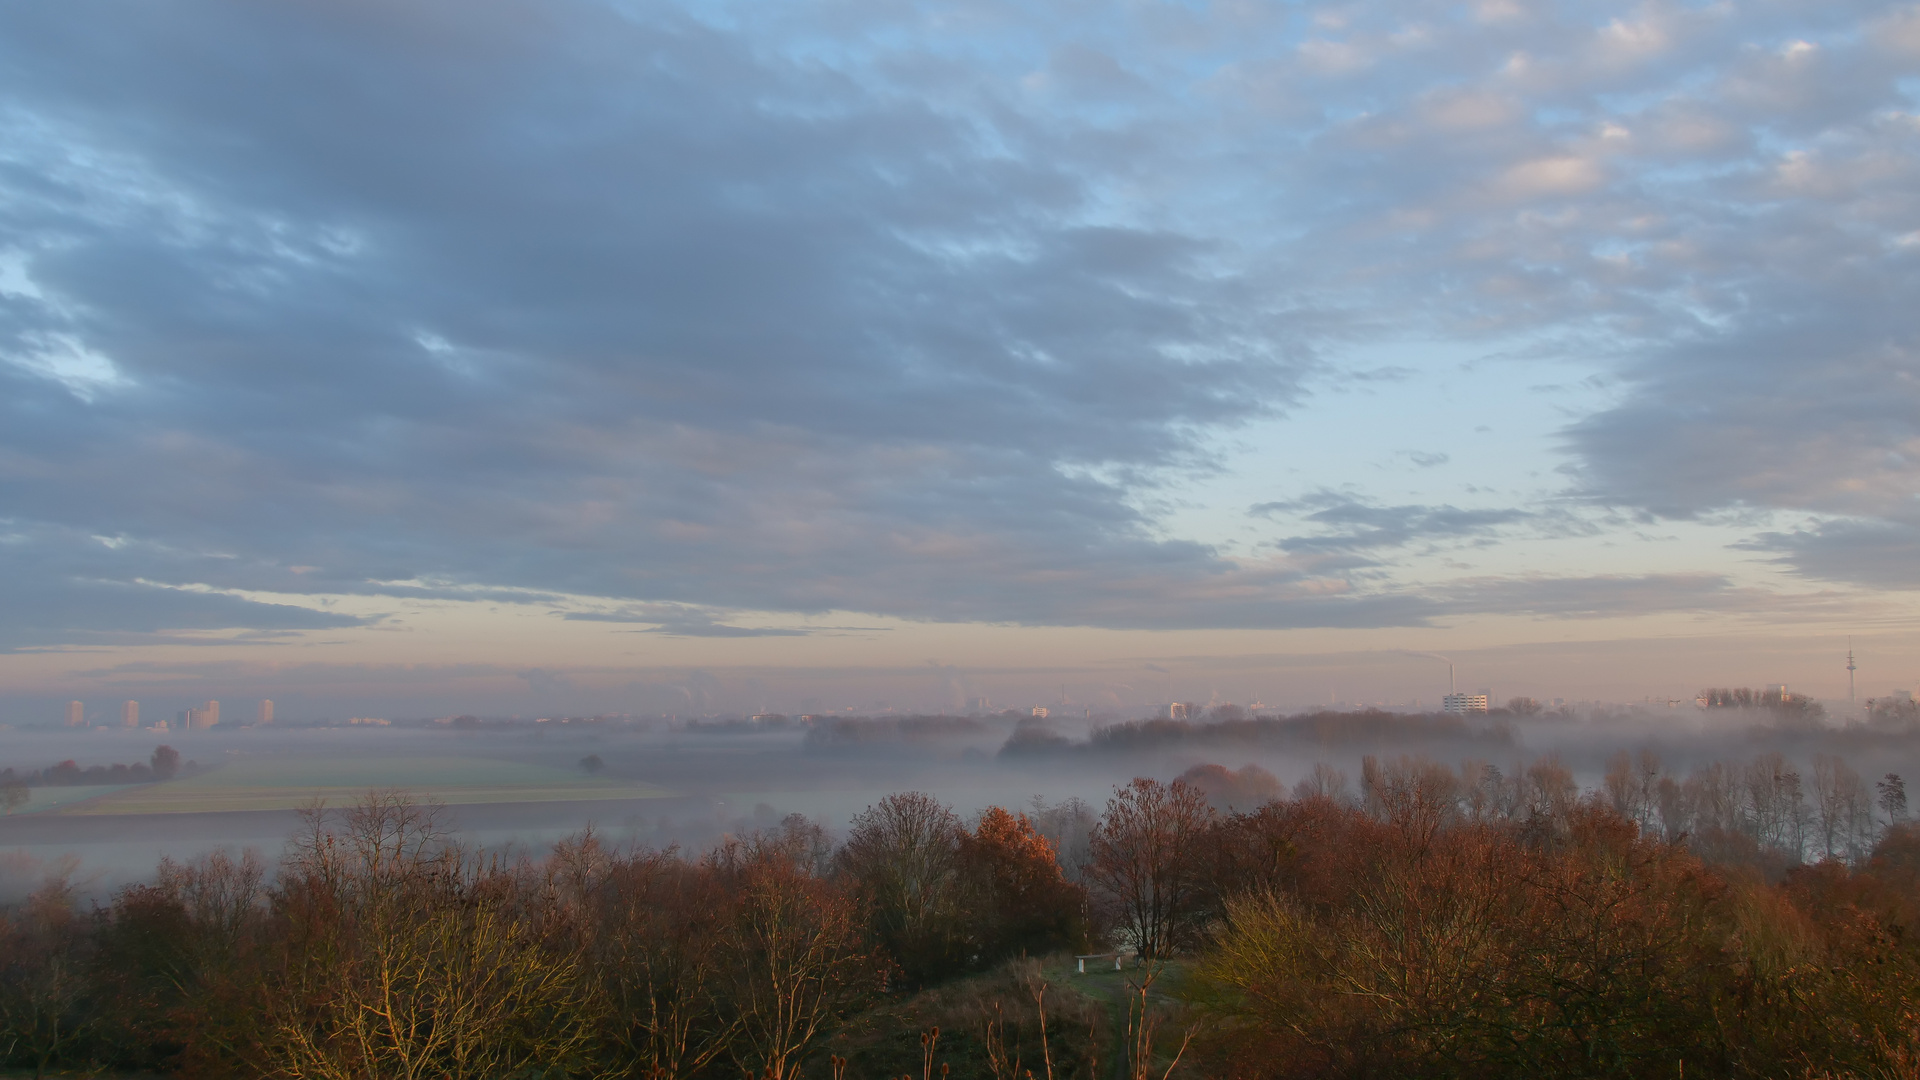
[0, 744, 1915, 1079]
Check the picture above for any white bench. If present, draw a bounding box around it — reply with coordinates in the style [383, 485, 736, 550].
[1075, 952, 1123, 973]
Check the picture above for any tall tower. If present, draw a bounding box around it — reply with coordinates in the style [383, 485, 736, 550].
[257, 699, 274, 725]
[121, 701, 139, 728]
[1847, 639, 1857, 705]
[184, 700, 220, 730]
[64, 701, 84, 728]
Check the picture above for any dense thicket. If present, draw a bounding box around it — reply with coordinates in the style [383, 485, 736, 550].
[0, 750, 1914, 1079]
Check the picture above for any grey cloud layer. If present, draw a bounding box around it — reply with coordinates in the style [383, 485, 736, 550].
[0, 0, 1913, 645]
[0, 522, 366, 653]
[0, 0, 1326, 637]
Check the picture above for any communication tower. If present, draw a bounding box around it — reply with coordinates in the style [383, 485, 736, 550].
[1847, 639, 1857, 704]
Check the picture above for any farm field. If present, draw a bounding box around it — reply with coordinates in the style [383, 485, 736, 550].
[10, 784, 131, 815]
[61, 755, 672, 814]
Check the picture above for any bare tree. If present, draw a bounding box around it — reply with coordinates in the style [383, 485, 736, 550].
[1876, 773, 1908, 829]
[1028, 796, 1099, 883]
[1088, 778, 1215, 958]
[1461, 761, 1519, 823]
[723, 864, 878, 1080]
[561, 836, 739, 1080]
[1292, 762, 1352, 804]
[1604, 748, 1665, 835]
[835, 791, 964, 981]
[1361, 755, 1460, 850]
[1743, 753, 1808, 861]
[1604, 751, 1642, 825]
[0, 872, 91, 1080]
[1654, 773, 1693, 843]
[1813, 755, 1872, 862]
[264, 791, 596, 1080]
[1632, 749, 1663, 830]
[1687, 762, 1742, 838]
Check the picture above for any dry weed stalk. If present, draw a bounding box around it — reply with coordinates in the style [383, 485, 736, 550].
[1124, 963, 1195, 1080]
[980, 1001, 1021, 1080]
[1017, 962, 1054, 1080]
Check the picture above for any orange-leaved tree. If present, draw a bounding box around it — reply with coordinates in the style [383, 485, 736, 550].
[958, 806, 1091, 963]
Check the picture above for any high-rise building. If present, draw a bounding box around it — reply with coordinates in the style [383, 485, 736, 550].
[181, 700, 220, 730]
[64, 700, 84, 727]
[256, 699, 274, 725]
[121, 701, 139, 728]
[1443, 692, 1489, 715]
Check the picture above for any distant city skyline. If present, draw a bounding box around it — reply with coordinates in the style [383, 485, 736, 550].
[11, 650, 1908, 729]
[0, 2, 1916, 713]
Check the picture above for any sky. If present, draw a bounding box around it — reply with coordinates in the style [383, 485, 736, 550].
[2, 0, 1918, 721]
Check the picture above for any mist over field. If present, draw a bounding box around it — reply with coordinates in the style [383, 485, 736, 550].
[4, 699, 1912, 904]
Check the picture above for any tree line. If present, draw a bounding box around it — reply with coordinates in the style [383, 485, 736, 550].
[0, 747, 184, 814]
[0, 750, 1915, 1078]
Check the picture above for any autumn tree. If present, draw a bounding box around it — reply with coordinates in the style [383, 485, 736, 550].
[957, 807, 1090, 962]
[1193, 804, 1730, 1078]
[1177, 763, 1283, 813]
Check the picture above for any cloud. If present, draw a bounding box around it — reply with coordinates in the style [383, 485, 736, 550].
[0, 0, 1912, 665]
[1433, 573, 1743, 620]
[637, 622, 812, 639]
[0, 521, 366, 652]
[1738, 519, 1920, 591]
[1252, 492, 1531, 556]
[0, 0, 1336, 642]
[1565, 322, 1920, 522]
[0, 575, 363, 654]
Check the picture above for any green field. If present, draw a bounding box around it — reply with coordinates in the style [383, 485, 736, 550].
[62, 755, 672, 814]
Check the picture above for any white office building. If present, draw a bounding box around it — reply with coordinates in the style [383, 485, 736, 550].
[257, 699, 274, 725]
[64, 700, 84, 727]
[1443, 692, 1490, 715]
[121, 701, 139, 728]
